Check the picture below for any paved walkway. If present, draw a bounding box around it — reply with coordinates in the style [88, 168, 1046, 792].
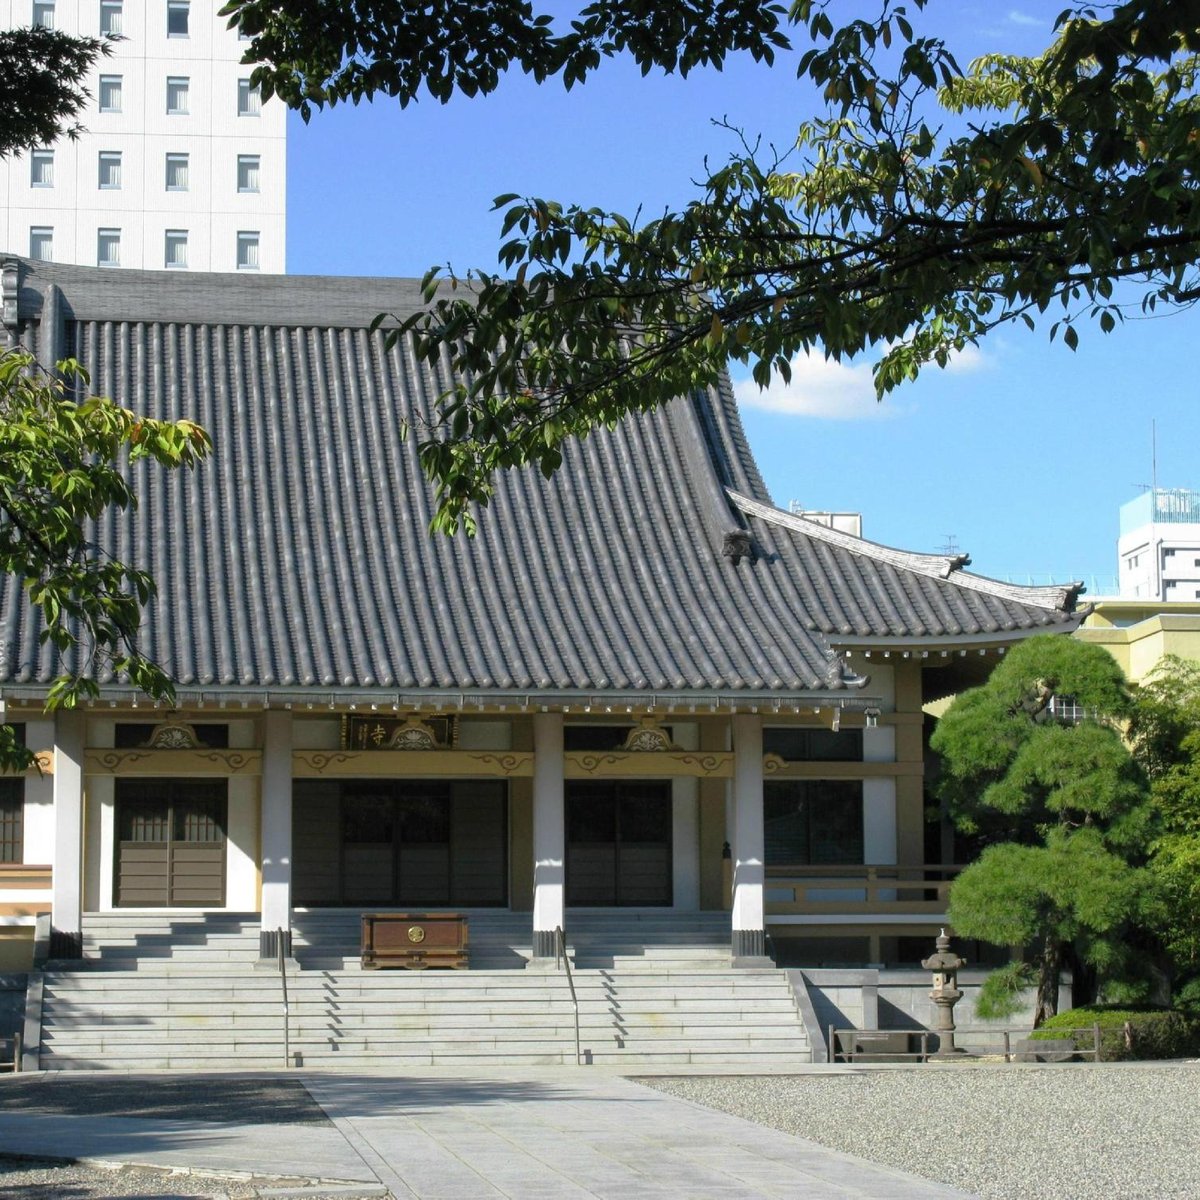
[0, 1069, 971, 1198]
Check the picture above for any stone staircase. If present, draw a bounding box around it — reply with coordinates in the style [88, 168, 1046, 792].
[34, 911, 812, 1071]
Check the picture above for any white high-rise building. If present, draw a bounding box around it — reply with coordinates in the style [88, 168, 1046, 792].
[1118, 488, 1200, 601]
[0, 0, 286, 272]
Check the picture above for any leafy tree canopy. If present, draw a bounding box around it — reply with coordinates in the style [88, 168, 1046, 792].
[223, 0, 792, 115]
[1130, 655, 1200, 981]
[228, 0, 1200, 532]
[0, 352, 211, 772]
[931, 635, 1156, 1022]
[0, 26, 106, 159]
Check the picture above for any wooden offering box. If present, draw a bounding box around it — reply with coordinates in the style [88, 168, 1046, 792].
[361, 913, 469, 970]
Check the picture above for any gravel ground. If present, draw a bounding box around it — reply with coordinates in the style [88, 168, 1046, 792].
[640, 1063, 1200, 1200]
[0, 1155, 389, 1199]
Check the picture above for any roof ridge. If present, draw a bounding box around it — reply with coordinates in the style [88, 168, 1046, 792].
[726, 489, 1082, 613]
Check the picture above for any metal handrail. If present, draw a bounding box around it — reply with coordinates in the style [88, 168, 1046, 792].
[554, 926, 582, 1066]
[277, 928, 291, 1069]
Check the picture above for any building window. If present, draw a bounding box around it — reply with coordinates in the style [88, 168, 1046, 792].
[97, 228, 121, 267]
[236, 154, 260, 193]
[236, 231, 260, 270]
[30, 149, 53, 187]
[98, 74, 122, 113]
[164, 230, 188, 269]
[98, 150, 122, 189]
[166, 76, 190, 115]
[29, 226, 53, 261]
[165, 152, 189, 191]
[100, 1, 122, 35]
[237, 79, 261, 116]
[764, 780, 864, 866]
[32, 2, 54, 29]
[763, 727, 863, 762]
[0, 778, 22, 863]
[166, 0, 189, 36]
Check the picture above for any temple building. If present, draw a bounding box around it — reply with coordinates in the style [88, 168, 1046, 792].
[0, 257, 1087, 1065]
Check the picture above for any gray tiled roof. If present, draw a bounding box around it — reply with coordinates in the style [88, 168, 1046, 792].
[0, 257, 1084, 699]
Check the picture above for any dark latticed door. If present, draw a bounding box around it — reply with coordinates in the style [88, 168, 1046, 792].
[115, 779, 227, 907]
[566, 781, 672, 906]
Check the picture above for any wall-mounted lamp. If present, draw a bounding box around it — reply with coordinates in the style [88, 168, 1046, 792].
[864, 707, 881, 728]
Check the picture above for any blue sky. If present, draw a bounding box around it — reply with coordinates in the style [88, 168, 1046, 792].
[285, 3, 1198, 593]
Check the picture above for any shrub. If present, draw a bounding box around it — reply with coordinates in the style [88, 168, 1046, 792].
[1032, 1005, 1200, 1061]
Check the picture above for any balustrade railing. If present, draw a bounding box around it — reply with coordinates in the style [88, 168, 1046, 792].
[765, 863, 963, 915]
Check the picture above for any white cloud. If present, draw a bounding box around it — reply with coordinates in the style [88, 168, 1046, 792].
[733, 352, 889, 420]
[1007, 10, 1042, 26]
[732, 344, 987, 420]
[943, 342, 987, 375]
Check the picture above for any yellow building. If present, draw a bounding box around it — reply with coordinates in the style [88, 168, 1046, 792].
[1075, 600, 1200, 684]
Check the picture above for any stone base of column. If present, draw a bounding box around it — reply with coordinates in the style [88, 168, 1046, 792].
[731, 927, 773, 968]
[48, 928, 82, 961]
[532, 929, 559, 960]
[258, 927, 293, 962]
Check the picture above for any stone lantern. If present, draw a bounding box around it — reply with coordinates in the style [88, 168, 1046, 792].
[921, 928, 967, 1057]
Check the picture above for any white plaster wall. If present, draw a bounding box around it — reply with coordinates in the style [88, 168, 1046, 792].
[291, 718, 341, 750]
[862, 779, 897, 866]
[458, 720, 513, 750]
[865, 663, 896, 711]
[862, 726, 895, 763]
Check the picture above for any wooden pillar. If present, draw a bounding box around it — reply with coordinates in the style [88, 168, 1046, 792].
[893, 662, 927, 868]
[698, 718, 728, 910]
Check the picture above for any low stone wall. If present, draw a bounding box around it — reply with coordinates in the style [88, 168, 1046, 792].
[0, 974, 28, 1042]
[802, 967, 1073, 1048]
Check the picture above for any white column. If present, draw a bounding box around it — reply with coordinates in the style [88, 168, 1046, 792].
[259, 710, 293, 959]
[731, 713, 766, 959]
[532, 711, 565, 959]
[51, 711, 85, 959]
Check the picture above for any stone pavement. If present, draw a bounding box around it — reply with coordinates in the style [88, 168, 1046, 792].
[0, 1069, 973, 1199]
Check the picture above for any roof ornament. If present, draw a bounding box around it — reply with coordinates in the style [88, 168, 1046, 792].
[388, 715, 442, 750]
[1, 259, 19, 344]
[621, 718, 678, 753]
[722, 530, 754, 565]
[823, 655, 871, 690]
[142, 719, 202, 750]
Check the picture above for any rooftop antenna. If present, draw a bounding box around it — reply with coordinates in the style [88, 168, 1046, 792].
[1152, 418, 1158, 495]
[938, 535, 960, 556]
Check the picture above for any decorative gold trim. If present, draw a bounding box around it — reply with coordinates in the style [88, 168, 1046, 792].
[763, 752, 787, 775]
[620, 718, 679, 753]
[85, 749, 262, 776]
[388, 716, 440, 750]
[143, 720, 202, 750]
[757, 759, 922, 779]
[342, 713, 459, 750]
[565, 751, 733, 778]
[293, 750, 534, 778]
